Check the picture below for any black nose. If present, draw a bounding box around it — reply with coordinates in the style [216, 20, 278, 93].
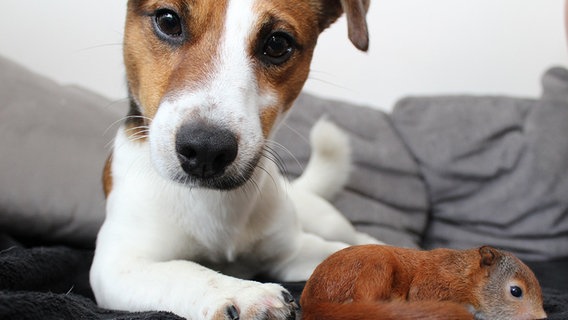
[175, 123, 238, 179]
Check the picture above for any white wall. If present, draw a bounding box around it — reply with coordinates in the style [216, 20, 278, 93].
[1, 0, 566, 111]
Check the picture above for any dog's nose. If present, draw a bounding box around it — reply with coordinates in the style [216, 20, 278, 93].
[175, 123, 238, 179]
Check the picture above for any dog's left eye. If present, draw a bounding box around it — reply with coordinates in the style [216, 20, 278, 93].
[262, 32, 295, 65]
[153, 9, 184, 42]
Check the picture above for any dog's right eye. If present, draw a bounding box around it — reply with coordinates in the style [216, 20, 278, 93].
[261, 32, 296, 66]
[153, 9, 184, 42]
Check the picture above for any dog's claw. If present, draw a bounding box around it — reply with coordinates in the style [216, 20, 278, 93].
[282, 291, 300, 310]
[281, 291, 299, 319]
[282, 291, 295, 304]
[226, 305, 239, 320]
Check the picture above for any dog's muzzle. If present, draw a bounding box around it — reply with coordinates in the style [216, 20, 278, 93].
[175, 123, 238, 185]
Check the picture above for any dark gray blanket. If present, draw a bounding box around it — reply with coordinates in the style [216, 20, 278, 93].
[0, 245, 566, 319]
[0, 245, 304, 320]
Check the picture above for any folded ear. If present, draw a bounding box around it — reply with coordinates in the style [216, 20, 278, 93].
[316, 0, 371, 51]
[479, 246, 500, 267]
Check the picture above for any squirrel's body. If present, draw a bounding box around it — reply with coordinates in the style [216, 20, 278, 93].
[300, 245, 546, 320]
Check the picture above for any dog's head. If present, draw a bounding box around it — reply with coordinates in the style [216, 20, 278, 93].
[123, 0, 370, 190]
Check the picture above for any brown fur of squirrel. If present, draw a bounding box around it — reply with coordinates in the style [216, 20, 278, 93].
[300, 245, 546, 320]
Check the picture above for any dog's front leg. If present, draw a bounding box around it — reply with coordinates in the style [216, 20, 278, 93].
[91, 245, 298, 320]
[269, 232, 348, 282]
[91, 203, 299, 320]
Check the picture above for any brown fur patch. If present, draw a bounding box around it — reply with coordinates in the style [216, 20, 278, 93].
[124, 0, 229, 120]
[102, 154, 113, 197]
[251, 0, 321, 137]
[260, 106, 280, 138]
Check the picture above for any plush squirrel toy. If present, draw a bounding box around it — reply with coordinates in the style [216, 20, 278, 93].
[301, 245, 546, 320]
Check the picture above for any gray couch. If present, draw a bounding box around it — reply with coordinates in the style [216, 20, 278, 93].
[278, 67, 568, 262]
[1, 55, 567, 318]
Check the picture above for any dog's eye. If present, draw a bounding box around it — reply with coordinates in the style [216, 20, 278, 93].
[262, 32, 295, 65]
[154, 9, 183, 41]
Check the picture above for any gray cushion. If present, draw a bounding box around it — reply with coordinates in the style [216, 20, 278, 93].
[275, 94, 430, 248]
[0, 55, 428, 249]
[0, 55, 125, 247]
[392, 67, 568, 261]
[3, 53, 566, 261]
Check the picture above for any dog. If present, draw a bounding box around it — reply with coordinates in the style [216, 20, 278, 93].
[90, 0, 376, 319]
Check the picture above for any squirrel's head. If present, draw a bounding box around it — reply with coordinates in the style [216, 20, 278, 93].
[475, 246, 547, 320]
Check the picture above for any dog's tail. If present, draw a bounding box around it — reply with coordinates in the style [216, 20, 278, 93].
[292, 118, 351, 201]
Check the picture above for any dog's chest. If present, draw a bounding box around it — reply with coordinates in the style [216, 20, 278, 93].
[109, 133, 291, 275]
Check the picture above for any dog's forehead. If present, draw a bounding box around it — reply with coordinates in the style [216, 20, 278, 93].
[125, 0, 321, 121]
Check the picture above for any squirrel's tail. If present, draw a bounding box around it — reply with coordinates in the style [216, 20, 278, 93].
[292, 118, 351, 200]
[301, 301, 474, 320]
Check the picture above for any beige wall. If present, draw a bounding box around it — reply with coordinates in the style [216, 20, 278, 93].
[0, 0, 566, 111]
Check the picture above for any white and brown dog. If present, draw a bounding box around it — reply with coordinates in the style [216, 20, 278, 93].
[90, 0, 378, 319]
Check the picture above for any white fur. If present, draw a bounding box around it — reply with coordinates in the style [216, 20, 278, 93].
[292, 118, 352, 200]
[91, 1, 380, 319]
[150, 0, 268, 184]
[292, 119, 383, 245]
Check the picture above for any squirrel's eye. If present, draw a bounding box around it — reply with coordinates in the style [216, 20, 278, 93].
[510, 286, 523, 298]
[154, 9, 184, 42]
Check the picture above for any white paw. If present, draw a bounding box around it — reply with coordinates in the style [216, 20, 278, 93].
[202, 282, 299, 320]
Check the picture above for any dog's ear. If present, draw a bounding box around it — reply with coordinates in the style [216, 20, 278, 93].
[315, 0, 371, 51]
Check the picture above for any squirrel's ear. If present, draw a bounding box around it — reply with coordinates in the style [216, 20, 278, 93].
[479, 246, 499, 267]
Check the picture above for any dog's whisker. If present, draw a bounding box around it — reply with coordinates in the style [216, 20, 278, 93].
[104, 113, 154, 136]
[306, 73, 353, 92]
[238, 168, 258, 197]
[255, 162, 280, 192]
[126, 129, 150, 141]
[122, 115, 153, 124]
[263, 142, 297, 176]
[274, 125, 309, 171]
[104, 137, 117, 151]
[104, 111, 133, 136]
[128, 135, 150, 143]
[281, 123, 310, 146]
[262, 148, 288, 179]
[240, 176, 260, 200]
[77, 42, 125, 53]
[124, 126, 150, 136]
[105, 125, 150, 149]
[125, 114, 154, 123]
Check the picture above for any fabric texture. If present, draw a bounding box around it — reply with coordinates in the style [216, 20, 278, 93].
[275, 94, 430, 248]
[392, 67, 568, 261]
[0, 56, 125, 247]
[0, 244, 566, 320]
[0, 55, 568, 319]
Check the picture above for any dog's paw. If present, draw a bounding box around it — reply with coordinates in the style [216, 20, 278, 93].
[205, 283, 299, 320]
